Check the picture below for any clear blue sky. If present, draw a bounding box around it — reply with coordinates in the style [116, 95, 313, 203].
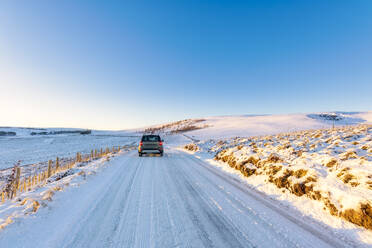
[1, 0, 371, 130]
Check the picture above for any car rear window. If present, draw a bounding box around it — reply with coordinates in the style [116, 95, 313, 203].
[142, 135, 160, 142]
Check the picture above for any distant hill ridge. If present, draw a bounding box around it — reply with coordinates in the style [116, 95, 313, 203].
[141, 111, 372, 139]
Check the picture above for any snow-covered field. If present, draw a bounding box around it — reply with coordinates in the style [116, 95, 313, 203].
[0, 111, 371, 247]
[0, 127, 139, 169]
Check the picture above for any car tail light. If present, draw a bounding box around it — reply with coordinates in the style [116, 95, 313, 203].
[159, 141, 163, 146]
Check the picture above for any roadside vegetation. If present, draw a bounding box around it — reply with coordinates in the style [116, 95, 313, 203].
[184, 143, 199, 152]
[186, 124, 372, 230]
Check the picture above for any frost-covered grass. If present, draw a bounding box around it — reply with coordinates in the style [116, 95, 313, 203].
[186, 124, 372, 231]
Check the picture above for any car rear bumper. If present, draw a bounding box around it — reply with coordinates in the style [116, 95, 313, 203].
[139, 149, 163, 154]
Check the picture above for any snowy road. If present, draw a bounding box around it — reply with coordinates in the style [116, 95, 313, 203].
[0, 148, 350, 248]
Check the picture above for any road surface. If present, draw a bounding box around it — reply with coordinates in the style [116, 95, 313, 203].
[0, 148, 350, 248]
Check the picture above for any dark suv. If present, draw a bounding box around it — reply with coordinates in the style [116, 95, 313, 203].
[138, 135, 164, 157]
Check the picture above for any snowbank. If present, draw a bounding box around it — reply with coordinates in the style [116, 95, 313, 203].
[187, 124, 372, 233]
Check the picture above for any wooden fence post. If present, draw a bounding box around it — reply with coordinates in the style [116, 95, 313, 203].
[12, 167, 21, 198]
[19, 180, 23, 193]
[76, 152, 82, 163]
[48, 160, 52, 178]
[27, 176, 31, 190]
[56, 157, 60, 172]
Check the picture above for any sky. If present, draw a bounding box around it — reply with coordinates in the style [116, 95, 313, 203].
[0, 0, 371, 130]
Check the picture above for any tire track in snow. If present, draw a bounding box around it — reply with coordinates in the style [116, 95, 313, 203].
[62, 155, 143, 247]
[180, 153, 302, 247]
[167, 157, 251, 248]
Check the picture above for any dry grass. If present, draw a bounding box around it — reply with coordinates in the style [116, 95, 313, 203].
[360, 145, 369, 150]
[32, 200, 40, 212]
[243, 156, 260, 166]
[342, 173, 356, 184]
[294, 169, 308, 178]
[325, 158, 338, 168]
[340, 203, 372, 230]
[266, 153, 282, 163]
[367, 181, 372, 190]
[241, 167, 256, 177]
[184, 143, 199, 152]
[340, 151, 358, 160]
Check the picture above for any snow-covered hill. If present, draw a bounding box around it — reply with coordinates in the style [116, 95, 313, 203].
[143, 111, 372, 140]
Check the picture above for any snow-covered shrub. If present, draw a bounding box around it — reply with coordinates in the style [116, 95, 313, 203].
[184, 143, 199, 152]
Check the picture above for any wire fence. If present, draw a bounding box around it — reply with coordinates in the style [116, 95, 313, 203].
[0, 145, 131, 204]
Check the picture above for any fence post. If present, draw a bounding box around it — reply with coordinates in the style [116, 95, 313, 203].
[48, 160, 52, 178]
[56, 157, 60, 172]
[27, 177, 30, 190]
[12, 167, 21, 199]
[19, 180, 23, 193]
[76, 152, 82, 163]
